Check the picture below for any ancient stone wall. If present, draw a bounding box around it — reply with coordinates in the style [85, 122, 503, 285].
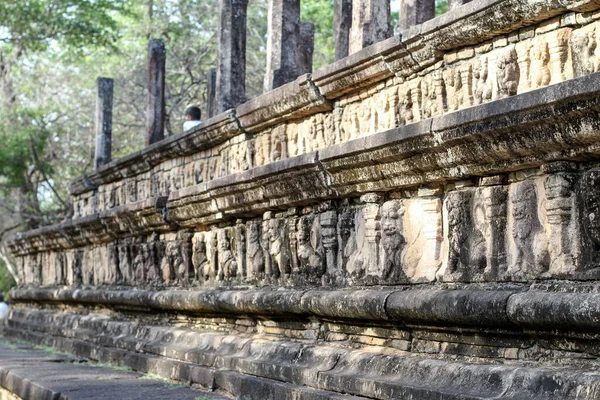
[8, 1, 600, 398]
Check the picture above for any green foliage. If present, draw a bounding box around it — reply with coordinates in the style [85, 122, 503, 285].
[0, 0, 131, 53]
[436, 0, 448, 15]
[0, 260, 16, 296]
[140, 372, 190, 388]
[301, 0, 335, 70]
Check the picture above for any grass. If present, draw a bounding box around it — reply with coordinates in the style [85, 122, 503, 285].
[140, 372, 190, 389]
[89, 361, 133, 373]
[33, 344, 69, 356]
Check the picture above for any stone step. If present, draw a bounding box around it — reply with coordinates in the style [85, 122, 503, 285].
[5, 311, 600, 400]
[0, 339, 228, 400]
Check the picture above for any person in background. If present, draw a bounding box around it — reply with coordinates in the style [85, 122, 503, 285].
[0, 294, 9, 319]
[183, 106, 202, 131]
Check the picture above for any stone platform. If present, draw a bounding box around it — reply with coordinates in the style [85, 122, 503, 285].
[7, 0, 600, 398]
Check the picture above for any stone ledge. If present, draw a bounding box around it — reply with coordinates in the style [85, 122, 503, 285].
[9, 197, 170, 256]
[10, 285, 600, 333]
[235, 74, 332, 133]
[68, 110, 241, 197]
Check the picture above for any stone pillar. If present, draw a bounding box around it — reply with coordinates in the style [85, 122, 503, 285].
[216, 0, 248, 114]
[146, 38, 166, 146]
[349, 0, 391, 55]
[399, 0, 435, 30]
[94, 77, 113, 169]
[264, 0, 300, 91]
[207, 68, 217, 118]
[334, 0, 352, 60]
[298, 22, 315, 74]
[448, 0, 471, 10]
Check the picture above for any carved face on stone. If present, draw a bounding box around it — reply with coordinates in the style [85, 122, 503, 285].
[582, 169, 600, 246]
[193, 236, 206, 255]
[447, 193, 466, 229]
[218, 231, 231, 251]
[512, 181, 537, 239]
[338, 211, 354, 243]
[381, 201, 403, 237]
[268, 219, 281, 242]
[248, 223, 260, 243]
[298, 216, 314, 245]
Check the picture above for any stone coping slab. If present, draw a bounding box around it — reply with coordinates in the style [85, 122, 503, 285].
[10, 284, 600, 332]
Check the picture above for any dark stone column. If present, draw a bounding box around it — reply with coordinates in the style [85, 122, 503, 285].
[448, 0, 472, 11]
[264, 0, 300, 91]
[399, 0, 435, 30]
[216, 0, 248, 114]
[207, 68, 217, 118]
[146, 38, 166, 146]
[297, 22, 314, 74]
[94, 77, 113, 169]
[334, 0, 352, 61]
[349, 0, 391, 54]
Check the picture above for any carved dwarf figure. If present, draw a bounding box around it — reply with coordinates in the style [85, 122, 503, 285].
[145, 234, 161, 284]
[246, 221, 265, 281]
[161, 241, 182, 285]
[474, 57, 492, 105]
[118, 242, 132, 284]
[297, 215, 325, 279]
[217, 230, 237, 281]
[268, 217, 291, 279]
[530, 38, 551, 88]
[509, 181, 549, 277]
[445, 191, 486, 281]
[192, 233, 208, 283]
[132, 245, 146, 284]
[496, 48, 519, 99]
[380, 200, 407, 282]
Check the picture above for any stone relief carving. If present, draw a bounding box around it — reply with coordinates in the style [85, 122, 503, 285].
[530, 37, 551, 89]
[268, 215, 292, 280]
[474, 57, 492, 105]
[496, 48, 519, 99]
[481, 185, 508, 279]
[547, 28, 572, 85]
[444, 65, 463, 112]
[244, 221, 265, 281]
[192, 232, 209, 282]
[444, 190, 486, 281]
[397, 85, 414, 125]
[217, 229, 237, 281]
[160, 241, 181, 285]
[380, 200, 407, 282]
[27, 164, 600, 289]
[296, 213, 325, 280]
[579, 168, 600, 275]
[132, 243, 146, 284]
[507, 180, 549, 278]
[118, 241, 133, 284]
[544, 171, 577, 275]
[571, 23, 600, 77]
